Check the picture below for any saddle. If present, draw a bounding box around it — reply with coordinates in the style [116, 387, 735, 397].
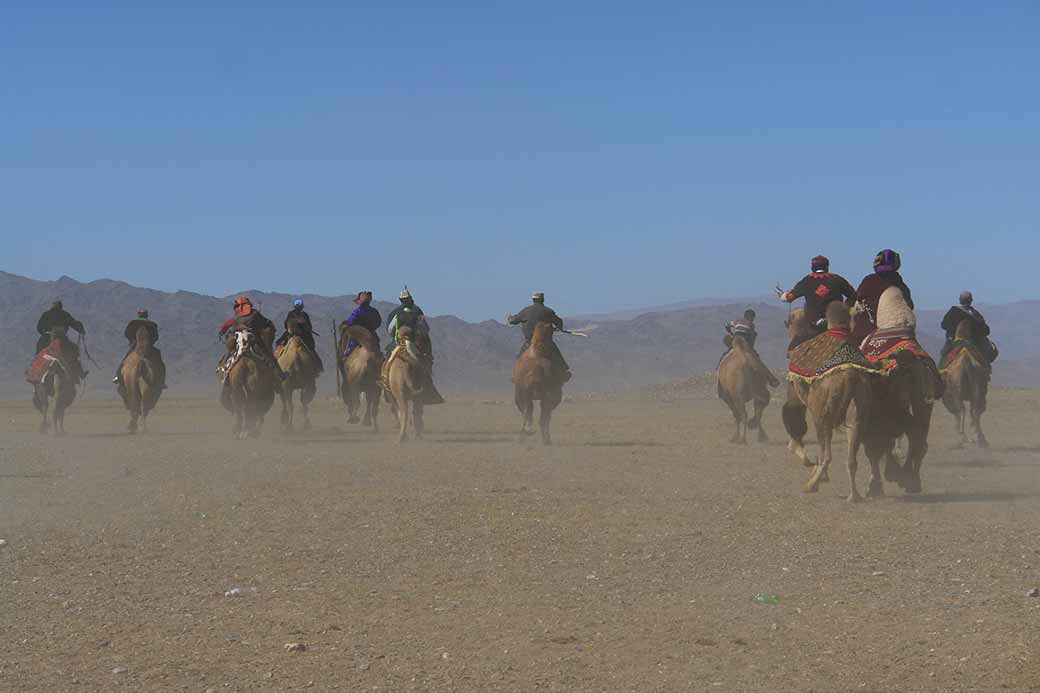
[940, 340, 993, 373]
[26, 337, 79, 385]
[787, 328, 879, 383]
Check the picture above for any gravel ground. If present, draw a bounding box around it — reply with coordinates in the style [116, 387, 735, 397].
[1, 387, 1039, 692]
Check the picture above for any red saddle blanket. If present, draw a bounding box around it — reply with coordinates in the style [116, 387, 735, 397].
[26, 340, 68, 384]
[858, 328, 929, 365]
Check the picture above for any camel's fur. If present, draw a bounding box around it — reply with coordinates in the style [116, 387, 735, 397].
[34, 354, 75, 436]
[119, 324, 164, 434]
[512, 322, 565, 445]
[339, 324, 382, 430]
[385, 326, 426, 443]
[225, 328, 277, 439]
[277, 335, 319, 433]
[718, 335, 779, 444]
[782, 304, 878, 501]
[942, 319, 990, 448]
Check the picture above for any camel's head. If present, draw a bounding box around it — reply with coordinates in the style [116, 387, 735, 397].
[785, 309, 807, 340]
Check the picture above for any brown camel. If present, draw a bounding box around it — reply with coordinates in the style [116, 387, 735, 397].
[118, 324, 165, 434]
[718, 334, 780, 444]
[32, 349, 76, 436]
[858, 285, 937, 495]
[223, 327, 278, 439]
[513, 322, 565, 445]
[782, 304, 878, 501]
[338, 324, 382, 430]
[383, 326, 430, 443]
[941, 319, 990, 448]
[276, 334, 319, 433]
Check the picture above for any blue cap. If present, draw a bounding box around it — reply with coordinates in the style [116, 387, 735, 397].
[293, 298, 303, 307]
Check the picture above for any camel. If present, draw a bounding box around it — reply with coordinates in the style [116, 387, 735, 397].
[383, 326, 432, 443]
[857, 285, 937, 494]
[338, 324, 382, 430]
[32, 351, 76, 436]
[118, 324, 165, 434]
[276, 334, 319, 433]
[512, 322, 565, 445]
[223, 327, 278, 439]
[941, 319, 990, 448]
[783, 304, 878, 501]
[718, 335, 779, 444]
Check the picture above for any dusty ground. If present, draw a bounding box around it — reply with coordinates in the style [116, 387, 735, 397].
[1, 385, 1039, 692]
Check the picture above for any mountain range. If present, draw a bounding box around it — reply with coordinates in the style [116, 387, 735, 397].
[2, 271, 1038, 397]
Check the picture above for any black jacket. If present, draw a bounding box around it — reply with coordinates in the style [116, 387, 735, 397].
[509, 303, 564, 341]
[284, 309, 314, 336]
[37, 308, 85, 337]
[941, 305, 990, 342]
[785, 272, 857, 325]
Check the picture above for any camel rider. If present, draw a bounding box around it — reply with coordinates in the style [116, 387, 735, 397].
[344, 291, 381, 356]
[278, 299, 323, 371]
[218, 295, 284, 377]
[940, 291, 998, 363]
[36, 301, 86, 354]
[507, 292, 571, 382]
[35, 301, 88, 380]
[851, 249, 914, 342]
[387, 286, 427, 353]
[724, 308, 758, 349]
[112, 309, 166, 388]
[777, 255, 857, 348]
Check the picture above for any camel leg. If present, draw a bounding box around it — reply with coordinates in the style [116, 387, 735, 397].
[845, 419, 863, 503]
[301, 382, 315, 432]
[730, 400, 748, 445]
[346, 384, 361, 424]
[414, 402, 424, 440]
[370, 390, 381, 433]
[280, 385, 293, 433]
[971, 396, 987, 448]
[753, 398, 769, 443]
[539, 400, 552, 446]
[805, 418, 832, 493]
[782, 398, 813, 466]
[398, 398, 409, 444]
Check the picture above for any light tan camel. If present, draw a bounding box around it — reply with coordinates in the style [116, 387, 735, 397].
[941, 319, 990, 448]
[276, 334, 320, 433]
[718, 335, 780, 444]
[118, 324, 165, 434]
[339, 324, 382, 430]
[783, 304, 878, 501]
[383, 326, 430, 443]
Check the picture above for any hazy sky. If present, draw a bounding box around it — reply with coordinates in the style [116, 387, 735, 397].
[3, 2, 1037, 319]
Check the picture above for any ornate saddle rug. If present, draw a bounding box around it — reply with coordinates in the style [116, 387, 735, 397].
[859, 327, 929, 365]
[26, 339, 73, 384]
[787, 329, 879, 382]
[940, 340, 992, 374]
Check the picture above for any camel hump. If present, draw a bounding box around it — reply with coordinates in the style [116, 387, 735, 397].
[342, 324, 379, 352]
[954, 319, 974, 340]
[876, 286, 916, 330]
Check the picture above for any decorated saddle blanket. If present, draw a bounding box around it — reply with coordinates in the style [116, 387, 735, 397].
[26, 339, 74, 384]
[940, 340, 992, 373]
[788, 329, 879, 381]
[858, 327, 929, 364]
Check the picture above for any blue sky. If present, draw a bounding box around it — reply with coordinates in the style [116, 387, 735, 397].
[3, 2, 1037, 319]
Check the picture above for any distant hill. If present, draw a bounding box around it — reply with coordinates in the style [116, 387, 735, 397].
[2, 271, 1038, 396]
